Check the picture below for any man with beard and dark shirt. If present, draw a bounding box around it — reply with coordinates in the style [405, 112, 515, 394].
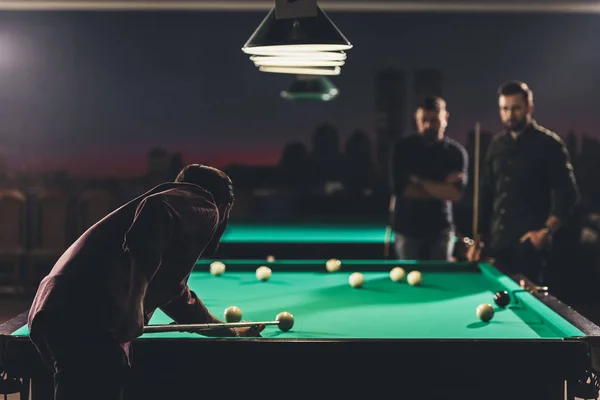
[467, 81, 579, 284]
[27, 164, 265, 400]
[389, 96, 468, 261]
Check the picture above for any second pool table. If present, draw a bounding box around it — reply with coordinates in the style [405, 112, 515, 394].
[217, 221, 407, 258]
[1, 260, 599, 399]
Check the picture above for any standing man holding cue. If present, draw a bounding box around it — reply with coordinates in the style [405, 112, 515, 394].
[468, 81, 579, 284]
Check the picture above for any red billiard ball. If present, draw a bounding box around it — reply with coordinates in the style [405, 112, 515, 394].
[494, 290, 510, 308]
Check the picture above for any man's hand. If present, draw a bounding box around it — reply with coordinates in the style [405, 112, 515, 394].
[193, 311, 265, 338]
[520, 229, 551, 249]
[465, 239, 483, 261]
[232, 324, 265, 337]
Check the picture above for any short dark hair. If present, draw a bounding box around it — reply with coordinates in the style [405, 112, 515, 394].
[417, 96, 446, 112]
[498, 80, 533, 106]
[175, 164, 234, 206]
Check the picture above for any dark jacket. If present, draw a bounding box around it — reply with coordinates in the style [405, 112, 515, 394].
[479, 120, 579, 250]
[28, 182, 221, 360]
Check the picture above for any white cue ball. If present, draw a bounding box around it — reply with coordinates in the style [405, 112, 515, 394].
[407, 270, 422, 286]
[349, 272, 365, 288]
[256, 265, 272, 281]
[390, 267, 406, 282]
[209, 261, 226, 276]
[325, 258, 341, 272]
[224, 306, 242, 323]
[476, 303, 495, 323]
[266, 255, 276, 263]
[276, 311, 294, 332]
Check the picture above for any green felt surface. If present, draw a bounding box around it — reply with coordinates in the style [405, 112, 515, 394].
[11, 263, 583, 339]
[220, 223, 389, 243]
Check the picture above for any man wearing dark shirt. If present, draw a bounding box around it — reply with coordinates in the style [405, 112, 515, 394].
[27, 164, 264, 400]
[468, 81, 579, 283]
[389, 96, 468, 260]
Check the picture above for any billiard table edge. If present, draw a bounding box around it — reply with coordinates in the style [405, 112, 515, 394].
[3, 276, 600, 383]
[515, 273, 600, 374]
[514, 274, 600, 336]
[0, 310, 28, 337]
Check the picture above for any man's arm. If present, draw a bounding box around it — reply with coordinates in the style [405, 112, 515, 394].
[117, 195, 175, 341]
[154, 212, 225, 330]
[149, 206, 242, 337]
[413, 145, 469, 202]
[518, 140, 578, 249]
[413, 176, 463, 201]
[528, 141, 579, 240]
[159, 283, 238, 337]
[546, 139, 580, 232]
[403, 183, 436, 199]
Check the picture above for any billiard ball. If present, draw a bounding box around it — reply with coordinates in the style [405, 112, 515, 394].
[224, 306, 242, 323]
[325, 258, 341, 272]
[276, 311, 294, 332]
[256, 266, 272, 281]
[407, 270, 422, 286]
[390, 267, 406, 282]
[476, 303, 495, 322]
[349, 272, 365, 288]
[266, 255, 276, 263]
[494, 290, 510, 308]
[210, 261, 226, 276]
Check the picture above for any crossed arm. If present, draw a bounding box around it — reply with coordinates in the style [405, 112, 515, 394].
[390, 144, 468, 202]
[406, 174, 465, 201]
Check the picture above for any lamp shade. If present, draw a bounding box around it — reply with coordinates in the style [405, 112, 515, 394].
[242, 6, 352, 56]
[250, 51, 347, 62]
[259, 66, 340, 75]
[281, 75, 339, 101]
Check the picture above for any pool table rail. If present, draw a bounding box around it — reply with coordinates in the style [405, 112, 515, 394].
[516, 273, 600, 375]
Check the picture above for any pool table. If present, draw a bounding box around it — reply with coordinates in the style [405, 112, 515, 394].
[1, 260, 600, 400]
[216, 221, 402, 258]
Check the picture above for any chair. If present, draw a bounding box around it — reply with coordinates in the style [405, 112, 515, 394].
[26, 189, 69, 287]
[0, 189, 26, 291]
[77, 189, 112, 235]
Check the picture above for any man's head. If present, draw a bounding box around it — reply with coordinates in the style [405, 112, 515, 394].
[175, 164, 234, 214]
[498, 80, 534, 133]
[175, 164, 234, 257]
[415, 96, 448, 141]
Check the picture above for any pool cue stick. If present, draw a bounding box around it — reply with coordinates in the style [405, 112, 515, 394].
[472, 122, 481, 247]
[143, 321, 279, 334]
[383, 194, 396, 258]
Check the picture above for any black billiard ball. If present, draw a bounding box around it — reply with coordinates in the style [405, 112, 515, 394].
[494, 290, 510, 308]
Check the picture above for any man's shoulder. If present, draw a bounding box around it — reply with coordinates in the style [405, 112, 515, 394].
[490, 130, 507, 143]
[485, 130, 510, 153]
[531, 122, 565, 148]
[144, 183, 219, 216]
[443, 137, 466, 152]
[441, 137, 468, 164]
